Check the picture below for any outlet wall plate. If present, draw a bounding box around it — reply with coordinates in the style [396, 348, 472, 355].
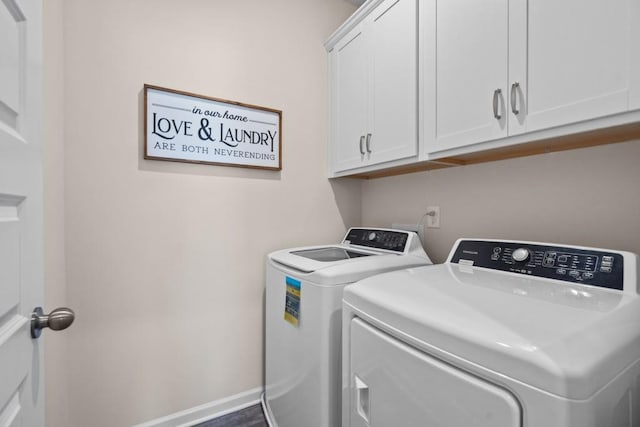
[426, 206, 440, 228]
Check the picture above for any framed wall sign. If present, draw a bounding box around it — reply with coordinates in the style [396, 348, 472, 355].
[144, 84, 282, 170]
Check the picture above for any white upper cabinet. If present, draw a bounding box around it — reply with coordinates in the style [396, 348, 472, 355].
[327, 0, 417, 175]
[424, 0, 510, 153]
[332, 26, 368, 172]
[327, 0, 640, 177]
[423, 0, 640, 156]
[367, 0, 418, 166]
[518, 0, 638, 134]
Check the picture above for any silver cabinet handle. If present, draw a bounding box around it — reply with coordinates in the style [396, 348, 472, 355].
[510, 82, 520, 115]
[365, 133, 372, 153]
[493, 88, 502, 120]
[359, 135, 365, 155]
[31, 306, 75, 339]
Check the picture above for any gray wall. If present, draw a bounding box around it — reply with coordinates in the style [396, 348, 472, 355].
[43, 1, 359, 426]
[361, 140, 640, 263]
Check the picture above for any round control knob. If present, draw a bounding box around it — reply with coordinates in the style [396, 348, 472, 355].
[368, 232, 377, 241]
[512, 248, 530, 262]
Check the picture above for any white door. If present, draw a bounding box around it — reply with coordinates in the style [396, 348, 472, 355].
[0, 0, 45, 425]
[367, 0, 417, 166]
[331, 24, 368, 173]
[431, 0, 509, 153]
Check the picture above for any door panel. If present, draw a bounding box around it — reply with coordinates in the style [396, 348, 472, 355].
[349, 318, 522, 427]
[0, 221, 20, 316]
[522, 0, 633, 132]
[368, 0, 417, 165]
[332, 26, 368, 172]
[0, 315, 30, 419]
[0, 0, 44, 425]
[0, 1, 21, 128]
[433, 0, 508, 152]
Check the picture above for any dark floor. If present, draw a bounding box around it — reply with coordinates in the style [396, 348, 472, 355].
[192, 404, 268, 427]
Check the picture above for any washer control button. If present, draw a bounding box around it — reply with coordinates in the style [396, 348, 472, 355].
[512, 248, 530, 262]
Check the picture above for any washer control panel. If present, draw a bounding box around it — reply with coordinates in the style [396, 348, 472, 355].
[343, 228, 409, 253]
[450, 240, 624, 290]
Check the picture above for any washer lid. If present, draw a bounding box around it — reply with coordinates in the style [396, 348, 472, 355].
[344, 263, 640, 399]
[269, 245, 431, 285]
[290, 247, 374, 262]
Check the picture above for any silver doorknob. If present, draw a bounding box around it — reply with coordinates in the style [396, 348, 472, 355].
[31, 307, 75, 339]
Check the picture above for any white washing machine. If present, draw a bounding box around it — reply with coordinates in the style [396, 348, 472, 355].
[342, 239, 640, 427]
[262, 228, 432, 427]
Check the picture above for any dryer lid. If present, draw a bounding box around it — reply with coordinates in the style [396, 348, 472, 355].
[344, 263, 640, 399]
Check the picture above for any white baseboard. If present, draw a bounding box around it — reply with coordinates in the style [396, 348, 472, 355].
[132, 386, 263, 427]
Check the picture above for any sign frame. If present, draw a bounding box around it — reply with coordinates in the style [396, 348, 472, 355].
[144, 84, 282, 170]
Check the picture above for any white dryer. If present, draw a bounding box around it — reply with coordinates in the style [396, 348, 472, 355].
[342, 239, 640, 427]
[263, 228, 432, 427]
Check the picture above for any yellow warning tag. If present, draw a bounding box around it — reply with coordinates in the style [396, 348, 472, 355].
[284, 276, 301, 326]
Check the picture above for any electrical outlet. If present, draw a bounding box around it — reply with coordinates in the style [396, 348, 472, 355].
[426, 206, 440, 228]
[392, 223, 424, 245]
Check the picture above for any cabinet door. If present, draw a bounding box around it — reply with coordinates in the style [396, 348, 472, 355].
[331, 26, 368, 173]
[430, 0, 509, 153]
[367, 0, 418, 165]
[513, 0, 638, 134]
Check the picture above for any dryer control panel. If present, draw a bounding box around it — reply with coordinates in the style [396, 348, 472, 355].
[450, 240, 625, 290]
